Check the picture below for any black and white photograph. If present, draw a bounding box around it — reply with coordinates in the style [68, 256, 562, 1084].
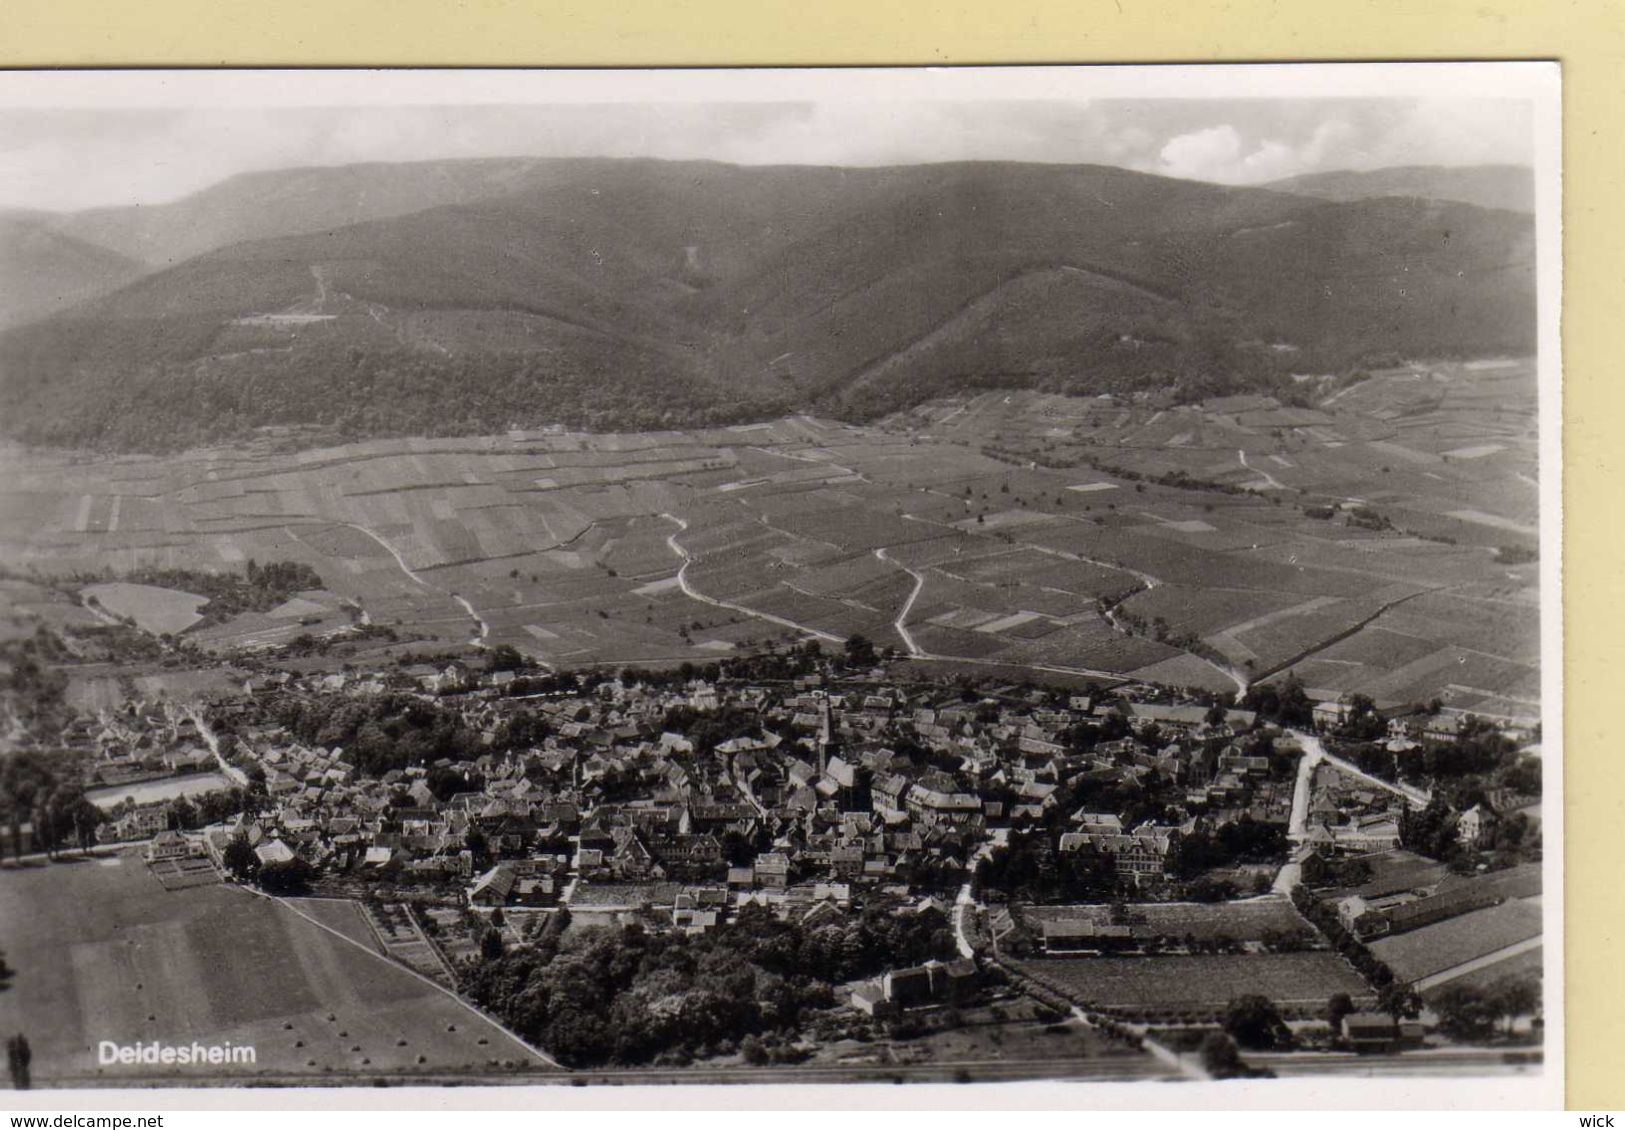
[0, 65, 1561, 1103]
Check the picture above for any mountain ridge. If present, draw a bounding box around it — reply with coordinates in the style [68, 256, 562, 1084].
[1265, 164, 1535, 213]
[0, 213, 146, 331]
[0, 158, 1536, 452]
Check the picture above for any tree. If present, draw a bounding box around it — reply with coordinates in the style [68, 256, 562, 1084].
[168, 797, 197, 831]
[1432, 983, 1498, 1042]
[222, 834, 259, 880]
[1339, 693, 1387, 742]
[720, 829, 758, 868]
[1223, 994, 1289, 1050]
[1399, 795, 1461, 862]
[1487, 976, 1541, 1036]
[257, 857, 313, 895]
[480, 928, 505, 962]
[843, 634, 878, 669]
[1326, 992, 1356, 1033]
[1198, 1032, 1245, 1079]
[1377, 982, 1421, 1021]
[6, 1033, 30, 1090]
[485, 645, 525, 673]
[1242, 674, 1313, 728]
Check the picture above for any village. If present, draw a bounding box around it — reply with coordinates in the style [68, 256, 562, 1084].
[13, 637, 1538, 1071]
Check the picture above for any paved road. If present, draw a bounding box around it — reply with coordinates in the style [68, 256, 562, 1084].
[1286, 728, 1430, 824]
[1311, 730, 1432, 807]
[953, 882, 977, 959]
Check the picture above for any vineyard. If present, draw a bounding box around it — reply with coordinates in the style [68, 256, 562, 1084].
[0, 366, 1540, 709]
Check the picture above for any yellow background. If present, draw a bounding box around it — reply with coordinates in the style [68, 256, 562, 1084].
[0, 0, 1618, 1109]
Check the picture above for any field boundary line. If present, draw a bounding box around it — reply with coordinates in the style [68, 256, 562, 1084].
[1248, 587, 1438, 684]
[402, 901, 461, 985]
[1412, 934, 1544, 991]
[228, 882, 566, 1070]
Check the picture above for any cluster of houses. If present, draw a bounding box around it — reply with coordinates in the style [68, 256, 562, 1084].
[1298, 764, 1405, 854]
[32, 654, 1541, 1039]
[65, 697, 210, 775]
[76, 664, 1516, 973]
[70, 697, 216, 800]
[103, 669, 1315, 916]
[1310, 699, 1537, 748]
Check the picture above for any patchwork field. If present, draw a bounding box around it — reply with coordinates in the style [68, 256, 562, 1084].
[1017, 896, 1313, 942]
[1369, 900, 1545, 985]
[0, 364, 1542, 706]
[0, 853, 560, 1085]
[1014, 952, 1370, 1016]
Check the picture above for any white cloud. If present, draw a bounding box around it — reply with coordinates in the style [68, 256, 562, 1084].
[1153, 124, 1245, 182]
[1148, 116, 1364, 185]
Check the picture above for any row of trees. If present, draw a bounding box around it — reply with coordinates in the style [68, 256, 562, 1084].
[1291, 885, 1421, 1020]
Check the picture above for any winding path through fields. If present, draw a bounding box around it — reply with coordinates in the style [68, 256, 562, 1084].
[873, 546, 926, 657]
[311, 521, 492, 651]
[865, 547, 1133, 683]
[1238, 449, 1286, 490]
[660, 513, 842, 644]
[656, 456, 1339, 699]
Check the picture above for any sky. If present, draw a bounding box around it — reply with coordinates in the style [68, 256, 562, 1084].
[0, 93, 1536, 213]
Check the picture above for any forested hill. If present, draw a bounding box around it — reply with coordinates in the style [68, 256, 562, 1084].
[0, 158, 1537, 452]
[1266, 165, 1535, 213]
